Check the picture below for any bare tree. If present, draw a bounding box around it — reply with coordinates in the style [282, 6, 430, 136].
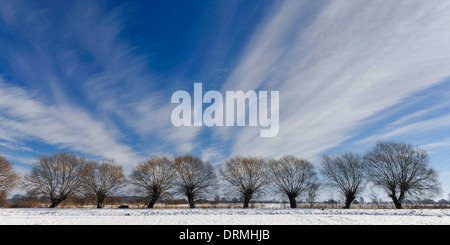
[320, 152, 367, 209]
[0, 155, 19, 206]
[364, 141, 441, 209]
[24, 152, 86, 208]
[268, 155, 318, 208]
[79, 160, 126, 208]
[172, 154, 216, 208]
[219, 156, 269, 208]
[129, 156, 174, 208]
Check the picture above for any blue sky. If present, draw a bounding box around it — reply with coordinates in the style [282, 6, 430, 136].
[1, 0, 450, 199]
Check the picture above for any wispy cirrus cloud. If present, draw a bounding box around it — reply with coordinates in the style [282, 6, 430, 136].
[67, 1, 202, 154]
[0, 80, 141, 169]
[223, 0, 450, 161]
[0, 0, 202, 169]
[0, 1, 149, 170]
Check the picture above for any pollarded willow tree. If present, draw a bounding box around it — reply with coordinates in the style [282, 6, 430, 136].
[79, 160, 126, 208]
[364, 141, 441, 209]
[172, 154, 216, 208]
[0, 155, 19, 206]
[24, 152, 86, 208]
[320, 152, 367, 209]
[269, 155, 318, 208]
[219, 156, 269, 208]
[129, 156, 175, 208]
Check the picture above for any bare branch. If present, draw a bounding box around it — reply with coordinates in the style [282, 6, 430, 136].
[364, 141, 441, 209]
[129, 156, 174, 208]
[269, 155, 318, 208]
[172, 154, 216, 208]
[219, 156, 268, 208]
[24, 152, 85, 208]
[320, 152, 367, 209]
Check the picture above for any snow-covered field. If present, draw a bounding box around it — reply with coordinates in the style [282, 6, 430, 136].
[1, 208, 449, 225]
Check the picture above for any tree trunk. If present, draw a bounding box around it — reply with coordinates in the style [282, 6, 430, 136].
[392, 196, 402, 209]
[287, 193, 297, 208]
[186, 192, 195, 208]
[243, 191, 254, 209]
[97, 194, 106, 208]
[49, 198, 63, 208]
[147, 194, 159, 209]
[243, 196, 251, 209]
[97, 199, 103, 208]
[344, 193, 355, 209]
[390, 190, 403, 209]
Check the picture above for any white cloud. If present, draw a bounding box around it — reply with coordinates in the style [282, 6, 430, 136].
[358, 114, 450, 145]
[3, 0, 450, 173]
[0, 141, 34, 152]
[421, 139, 450, 152]
[223, 0, 450, 160]
[0, 0, 202, 167]
[67, 2, 201, 154]
[201, 147, 223, 163]
[0, 80, 142, 170]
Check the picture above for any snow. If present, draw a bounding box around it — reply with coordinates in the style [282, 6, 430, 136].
[1, 208, 449, 225]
